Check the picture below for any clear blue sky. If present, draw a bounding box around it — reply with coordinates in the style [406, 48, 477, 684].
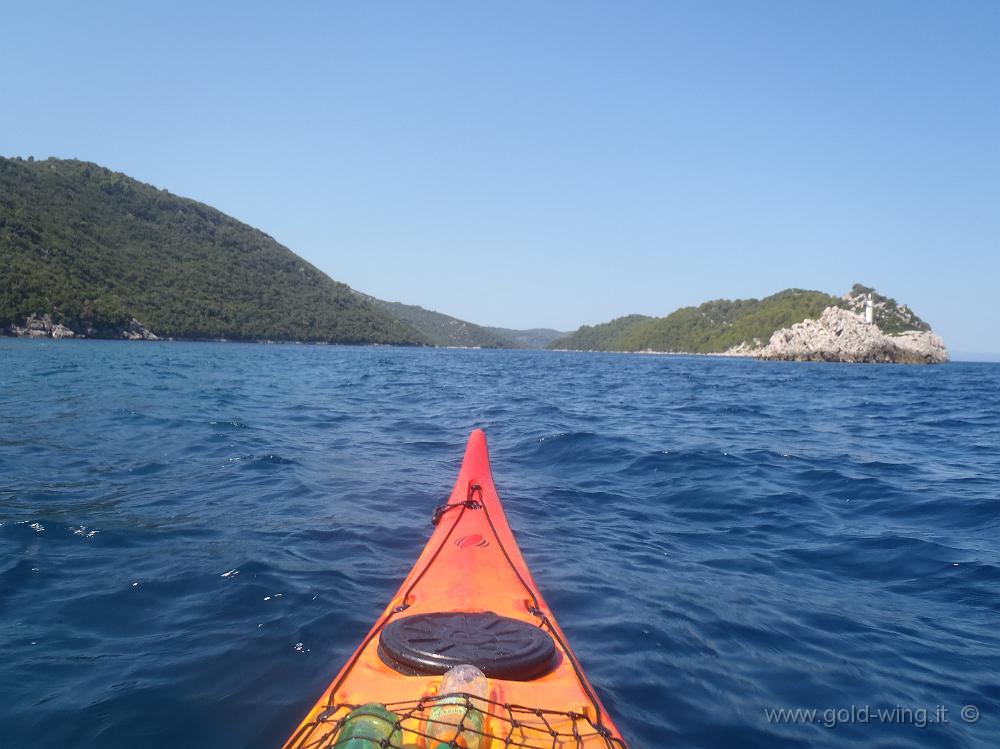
[3, 1, 998, 352]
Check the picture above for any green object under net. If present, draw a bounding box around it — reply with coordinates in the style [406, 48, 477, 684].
[285, 692, 629, 749]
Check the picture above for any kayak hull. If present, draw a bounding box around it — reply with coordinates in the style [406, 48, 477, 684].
[282, 430, 628, 748]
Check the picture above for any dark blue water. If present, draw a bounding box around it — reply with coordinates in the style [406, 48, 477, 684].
[1, 340, 998, 749]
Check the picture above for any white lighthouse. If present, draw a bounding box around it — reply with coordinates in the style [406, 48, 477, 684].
[865, 293, 874, 325]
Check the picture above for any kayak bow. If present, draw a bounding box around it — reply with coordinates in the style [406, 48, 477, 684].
[282, 429, 629, 748]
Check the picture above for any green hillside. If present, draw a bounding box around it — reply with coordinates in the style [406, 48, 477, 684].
[357, 293, 518, 348]
[0, 156, 426, 344]
[549, 287, 928, 353]
[548, 314, 653, 351]
[617, 289, 839, 353]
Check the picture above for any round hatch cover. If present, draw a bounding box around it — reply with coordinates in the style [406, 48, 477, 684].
[378, 611, 556, 680]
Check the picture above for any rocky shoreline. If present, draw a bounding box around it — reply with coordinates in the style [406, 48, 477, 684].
[715, 307, 948, 364]
[755, 307, 948, 364]
[559, 306, 949, 365]
[3, 313, 159, 341]
[3, 306, 950, 364]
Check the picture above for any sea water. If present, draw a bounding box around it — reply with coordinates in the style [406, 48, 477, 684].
[1, 340, 997, 748]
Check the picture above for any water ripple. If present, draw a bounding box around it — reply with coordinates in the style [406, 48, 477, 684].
[0, 341, 998, 748]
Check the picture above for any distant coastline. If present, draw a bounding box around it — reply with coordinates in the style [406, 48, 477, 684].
[4, 335, 963, 367]
[1, 156, 950, 363]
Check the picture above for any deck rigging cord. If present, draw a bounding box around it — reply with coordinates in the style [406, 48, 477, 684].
[285, 480, 628, 749]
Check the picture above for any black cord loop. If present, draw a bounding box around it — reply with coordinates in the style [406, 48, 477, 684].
[431, 482, 484, 525]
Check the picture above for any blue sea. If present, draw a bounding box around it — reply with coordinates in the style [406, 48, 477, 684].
[1, 340, 998, 749]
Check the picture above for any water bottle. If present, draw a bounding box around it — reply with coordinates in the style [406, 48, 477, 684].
[426, 664, 489, 749]
[334, 703, 402, 748]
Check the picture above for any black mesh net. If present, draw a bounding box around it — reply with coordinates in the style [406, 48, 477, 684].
[286, 692, 628, 748]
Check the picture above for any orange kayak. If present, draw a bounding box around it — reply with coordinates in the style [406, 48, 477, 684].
[282, 429, 630, 749]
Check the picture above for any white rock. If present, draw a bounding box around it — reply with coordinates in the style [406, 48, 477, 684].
[758, 307, 949, 364]
[123, 318, 159, 341]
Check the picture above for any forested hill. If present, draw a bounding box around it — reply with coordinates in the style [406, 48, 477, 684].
[0, 156, 426, 343]
[355, 293, 518, 348]
[549, 287, 932, 353]
[484, 326, 568, 348]
[548, 314, 654, 351]
[354, 294, 572, 349]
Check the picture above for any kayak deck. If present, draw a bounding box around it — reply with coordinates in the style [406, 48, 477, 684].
[288, 696, 622, 748]
[282, 430, 629, 748]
